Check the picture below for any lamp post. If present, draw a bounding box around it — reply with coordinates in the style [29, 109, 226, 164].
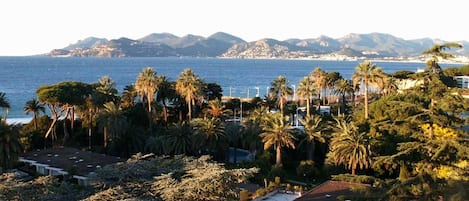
[296, 107, 299, 127]
[254, 87, 260, 97]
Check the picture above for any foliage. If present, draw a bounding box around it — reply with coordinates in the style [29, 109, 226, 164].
[269, 75, 293, 114]
[89, 154, 258, 201]
[296, 160, 320, 179]
[260, 112, 296, 167]
[331, 173, 378, 185]
[0, 173, 91, 201]
[0, 121, 22, 172]
[327, 117, 372, 175]
[175, 68, 204, 121]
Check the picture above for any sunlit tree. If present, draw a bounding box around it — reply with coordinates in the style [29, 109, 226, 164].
[352, 61, 382, 119]
[175, 68, 203, 121]
[260, 112, 296, 167]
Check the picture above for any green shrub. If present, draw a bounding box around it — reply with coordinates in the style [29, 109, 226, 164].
[296, 160, 319, 179]
[331, 174, 378, 184]
[268, 165, 286, 180]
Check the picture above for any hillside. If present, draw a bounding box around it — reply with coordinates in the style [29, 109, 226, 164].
[47, 32, 469, 60]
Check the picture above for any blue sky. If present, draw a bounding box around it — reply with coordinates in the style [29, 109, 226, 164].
[0, 0, 466, 56]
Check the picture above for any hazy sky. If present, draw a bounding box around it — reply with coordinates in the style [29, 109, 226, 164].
[1, 0, 466, 56]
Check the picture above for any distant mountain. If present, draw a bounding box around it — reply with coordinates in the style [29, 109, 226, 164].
[47, 32, 469, 59]
[63, 37, 108, 50]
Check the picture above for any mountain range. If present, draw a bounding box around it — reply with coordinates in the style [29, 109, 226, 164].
[47, 32, 469, 59]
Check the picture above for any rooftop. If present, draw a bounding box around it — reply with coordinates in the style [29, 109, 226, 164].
[295, 180, 370, 201]
[20, 147, 125, 176]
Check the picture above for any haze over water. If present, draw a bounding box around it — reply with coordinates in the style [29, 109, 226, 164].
[0, 56, 455, 121]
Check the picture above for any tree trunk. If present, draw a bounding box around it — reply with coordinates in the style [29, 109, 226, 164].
[103, 126, 108, 148]
[275, 145, 282, 167]
[352, 167, 356, 175]
[307, 142, 316, 161]
[162, 100, 168, 125]
[62, 108, 71, 145]
[364, 82, 369, 119]
[188, 101, 192, 121]
[33, 114, 38, 130]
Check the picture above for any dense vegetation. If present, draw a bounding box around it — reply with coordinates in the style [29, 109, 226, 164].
[0, 43, 468, 200]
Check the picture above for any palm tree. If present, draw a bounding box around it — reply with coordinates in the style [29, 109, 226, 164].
[225, 122, 243, 163]
[328, 118, 372, 175]
[96, 102, 127, 148]
[352, 61, 382, 119]
[0, 92, 10, 120]
[260, 112, 296, 167]
[156, 76, 175, 124]
[121, 84, 137, 109]
[160, 122, 193, 155]
[192, 117, 226, 158]
[204, 99, 229, 119]
[299, 114, 325, 160]
[23, 98, 45, 129]
[296, 76, 317, 117]
[175, 68, 203, 121]
[333, 79, 354, 115]
[135, 67, 160, 131]
[0, 120, 21, 172]
[310, 67, 327, 107]
[270, 75, 293, 114]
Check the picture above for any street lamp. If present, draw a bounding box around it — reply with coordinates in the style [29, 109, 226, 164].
[254, 87, 260, 97]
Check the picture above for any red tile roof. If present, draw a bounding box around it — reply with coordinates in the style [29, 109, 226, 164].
[295, 180, 370, 201]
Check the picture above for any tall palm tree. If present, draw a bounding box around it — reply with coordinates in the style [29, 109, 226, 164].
[325, 72, 342, 105]
[135, 67, 160, 130]
[270, 75, 293, 114]
[260, 112, 296, 167]
[175, 68, 203, 122]
[23, 98, 45, 129]
[328, 118, 372, 175]
[352, 61, 382, 119]
[121, 84, 137, 109]
[296, 76, 317, 117]
[333, 79, 354, 115]
[0, 92, 10, 120]
[310, 67, 327, 107]
[299, 114, 325, 160]
[96, 102, 127, 148]
[156, 76, 175, 124]
[0, 120, 21, 172]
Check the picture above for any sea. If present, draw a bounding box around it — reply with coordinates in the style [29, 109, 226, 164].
[0, 56, 460, 123]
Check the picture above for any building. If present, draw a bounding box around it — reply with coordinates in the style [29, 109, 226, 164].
[295, 180, 371, 201]
[454, 76, 469, 89]
[19, 147, 125, 185]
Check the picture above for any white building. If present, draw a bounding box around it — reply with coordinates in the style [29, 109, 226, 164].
[454, 76, 469, 89]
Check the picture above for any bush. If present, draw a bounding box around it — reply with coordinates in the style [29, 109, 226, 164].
[331, 174, 378, 184]
[296, 160, 320, 179]
[267, 165, 286, 180]
[255, 188, 267, 197]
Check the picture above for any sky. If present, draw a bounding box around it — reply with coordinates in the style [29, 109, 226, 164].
[0, 0, 467, 56]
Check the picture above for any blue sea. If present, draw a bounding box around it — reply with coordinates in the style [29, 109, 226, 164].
[0, 56, 456, 122]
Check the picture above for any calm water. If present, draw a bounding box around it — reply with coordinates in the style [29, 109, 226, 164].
[0, 56, 448, 120]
